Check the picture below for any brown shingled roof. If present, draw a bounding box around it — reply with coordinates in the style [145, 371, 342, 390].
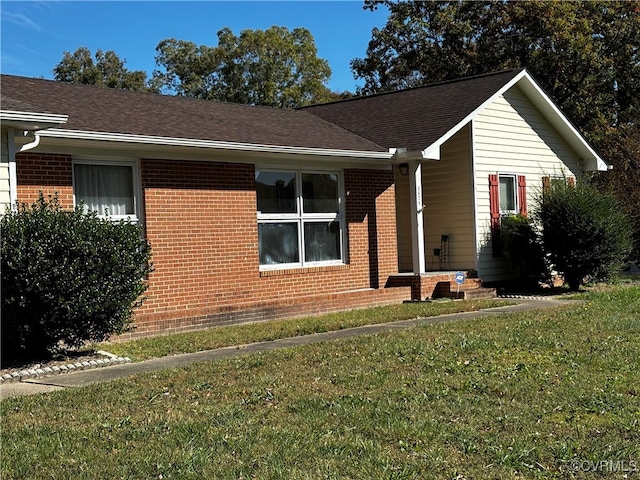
[300, 69, 526, 151]
[0, 75, 386, 153]
[0, 95, 56, 115]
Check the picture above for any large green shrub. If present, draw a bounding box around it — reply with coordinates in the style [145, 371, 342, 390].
[1, 193, 152, 361]
[500, 214, 549, 290]
[535, 179, 633, 290]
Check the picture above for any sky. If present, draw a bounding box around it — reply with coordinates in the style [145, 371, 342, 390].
[0, 1, 390, 93]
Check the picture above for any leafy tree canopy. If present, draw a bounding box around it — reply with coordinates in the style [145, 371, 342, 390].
[53, 47, 156, 92]
[353, 1, 638, 133]
[353, 0, 640, 260]
[152, 26, 335, 107]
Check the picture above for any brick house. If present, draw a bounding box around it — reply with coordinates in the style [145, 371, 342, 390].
[0, 69, 607, 338]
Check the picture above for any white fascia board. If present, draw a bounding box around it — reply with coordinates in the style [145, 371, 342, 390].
[39, 128, 394, 161]
[416, 70, 608, 171]
[391, 147, 440, 161]
[514, 74, 609, 171]
[417, 70, 530, 163]
[392, 148, 434, 161]
[0, 110, 68, 130]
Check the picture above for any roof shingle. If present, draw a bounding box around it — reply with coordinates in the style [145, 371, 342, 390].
[0, 75, 386, 152]
[301, 69, 525, 151]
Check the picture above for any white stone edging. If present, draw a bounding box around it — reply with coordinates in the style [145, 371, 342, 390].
[0, 354, 131, 384]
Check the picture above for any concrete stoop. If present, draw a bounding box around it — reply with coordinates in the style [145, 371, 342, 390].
[435, 286, 498, 300]
[387, 272, 496, 301]
[433, 278, 497, 300]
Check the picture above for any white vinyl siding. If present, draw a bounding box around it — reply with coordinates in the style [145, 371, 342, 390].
[0, 128, 11, 211]
[396, 125, 476, 272]
[422, 125, 476, 271]
[473, 86, 584, 282]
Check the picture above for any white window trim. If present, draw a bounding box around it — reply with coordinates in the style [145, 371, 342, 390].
[257, 168, 346, 270]
[72, 157, 142, 223]
[498, 172, 519, 216]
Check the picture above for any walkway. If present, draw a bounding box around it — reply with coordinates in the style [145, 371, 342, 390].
[0, 298, 573, 399]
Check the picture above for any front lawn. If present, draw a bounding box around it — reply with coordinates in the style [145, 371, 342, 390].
[1, 285, 638, 479]
[98, 298, 508, 361]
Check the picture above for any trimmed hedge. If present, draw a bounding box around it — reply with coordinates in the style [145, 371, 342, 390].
[1, 193, 152, 361]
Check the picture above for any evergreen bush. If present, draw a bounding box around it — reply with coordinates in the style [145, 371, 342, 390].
[500, 214, 549, 290]
[535, 179, 633, 290]
[1, 193, 152, 361]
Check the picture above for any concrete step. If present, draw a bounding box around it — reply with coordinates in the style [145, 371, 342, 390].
[435, 288, 497, 300]
[461, 287, 497, 300]
[433, 282, 496, 300]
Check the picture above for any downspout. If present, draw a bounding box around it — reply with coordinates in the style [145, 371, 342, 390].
[18, 130, 41, 152]
[8, 130, 41, 211]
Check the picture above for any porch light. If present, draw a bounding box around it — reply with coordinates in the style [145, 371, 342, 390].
[398, 163, 410, 175]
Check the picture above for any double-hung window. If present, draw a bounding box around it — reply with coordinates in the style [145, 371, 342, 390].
[256, 169, 345, 269]
[489, 172, 527, 256]
[73, 158, 141, 222]
[498, 174, 518, 215]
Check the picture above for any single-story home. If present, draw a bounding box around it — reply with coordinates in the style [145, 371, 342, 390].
[0, 68, 608, 338]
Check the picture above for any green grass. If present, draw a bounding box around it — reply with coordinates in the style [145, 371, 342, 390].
[98, 298, 508, 361]
[2, 286, 639, 479]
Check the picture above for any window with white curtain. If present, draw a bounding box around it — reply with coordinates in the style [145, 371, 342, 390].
[256, 169, 344, 268]
[73, 159, 140, 221]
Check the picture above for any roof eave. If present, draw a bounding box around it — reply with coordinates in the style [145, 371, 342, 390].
[515, 74, 609, 171]
[417, 70, 609, 172]
[38, 129, 394, 161]
[0, 110, 68, 131]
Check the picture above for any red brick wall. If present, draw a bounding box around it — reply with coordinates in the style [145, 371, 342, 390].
[344, 168, 399, 289]
[138, 159, 262, 322]
[15, 153, 73, 207]
[15, 153, 407, 337]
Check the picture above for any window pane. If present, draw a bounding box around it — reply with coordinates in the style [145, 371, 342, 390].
[302, 173, 339, 214]
[256, 171, 296, 214]
[258, 222, 299, 265]
[74, 164, 134, 216]
[499, 176, 516, 212]
[304, 221, 341, 262]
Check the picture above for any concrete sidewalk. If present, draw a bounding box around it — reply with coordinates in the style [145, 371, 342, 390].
[0, 298, 573, 400]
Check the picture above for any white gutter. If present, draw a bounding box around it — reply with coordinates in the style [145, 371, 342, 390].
[0, 110, 69, 130]
[39, 128, 395, 160]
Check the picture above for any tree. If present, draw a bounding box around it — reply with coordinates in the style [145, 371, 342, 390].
[353, 0, 640, 259]
[1, 194, 152, 361]
[153, 26, 334, 107]
[54, 47, 156, 92]
[595, 124, 640, 263]
[353, 1, 638, 127]
[535, 179, 633, 290]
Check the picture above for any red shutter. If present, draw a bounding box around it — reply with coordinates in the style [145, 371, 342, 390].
[518, 175, 527, 216]
[489, 174, 501, 256]
[567, 177, 576, 187]
[542, 176, 551, 193]
[489, 174, 500, 224]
